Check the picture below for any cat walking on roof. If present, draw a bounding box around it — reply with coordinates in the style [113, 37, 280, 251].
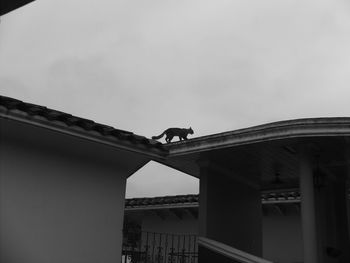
[152, 127, 194, 143]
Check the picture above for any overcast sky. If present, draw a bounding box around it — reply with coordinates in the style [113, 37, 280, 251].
[1, 0, 350, 197]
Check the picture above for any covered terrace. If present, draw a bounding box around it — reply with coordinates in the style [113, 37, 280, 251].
[157, 118, 350, 263]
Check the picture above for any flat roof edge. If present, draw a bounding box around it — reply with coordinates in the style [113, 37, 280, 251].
[165, 117, 350, 156]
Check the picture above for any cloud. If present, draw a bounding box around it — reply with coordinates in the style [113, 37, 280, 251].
[2, 0, 350, 196]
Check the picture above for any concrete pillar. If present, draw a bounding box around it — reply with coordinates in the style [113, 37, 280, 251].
[198, 163, 262, 261]
[299, 148, 318, 263]
[333, 177, 350, 262]
[314, 173, 350, 263]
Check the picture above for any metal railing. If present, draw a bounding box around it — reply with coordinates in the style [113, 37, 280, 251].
[122, 230, 198, 263]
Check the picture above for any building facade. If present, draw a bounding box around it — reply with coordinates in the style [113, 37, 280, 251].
[0, 95, 166, 263]
[1, 95, 350, 263]
[124, 192, 303, 263]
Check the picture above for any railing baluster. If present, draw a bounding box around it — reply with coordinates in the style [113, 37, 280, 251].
[164, 233, 168, 263]
[145, 231, 149, 263]
[122, 229, 199, 263]
[123, 248, 127, 263]
[187, 235, 191, 263]
[131, 239, 135, 263]
[152, 232, 156, 263]
[137, 230, 142, 263]
[193, 236, 198, 262]
[177, 235, 180, 263]
[157, 233, 162, 263]
[170, 234, 174, 263]
[182, 235, 186, 263]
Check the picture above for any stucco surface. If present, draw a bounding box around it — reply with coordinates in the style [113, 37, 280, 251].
[0, 119, 149, 263]
[262, 215, 303, 263]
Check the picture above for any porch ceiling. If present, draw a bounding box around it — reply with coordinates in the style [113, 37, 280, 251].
[158, 118, 350, 190]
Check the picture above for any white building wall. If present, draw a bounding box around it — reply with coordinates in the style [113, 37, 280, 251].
[0, 119, 148, 263]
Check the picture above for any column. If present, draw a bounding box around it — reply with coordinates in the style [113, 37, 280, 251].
[198, 163, 262, 258]
[299, 148, 318, 263]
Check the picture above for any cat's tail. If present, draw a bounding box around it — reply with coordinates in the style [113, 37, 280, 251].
[152, 132, 165, 140]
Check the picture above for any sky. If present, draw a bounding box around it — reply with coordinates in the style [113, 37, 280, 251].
[2, 0, 350, 198]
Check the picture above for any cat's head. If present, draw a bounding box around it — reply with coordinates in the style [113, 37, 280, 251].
[189, 127, 194, 134]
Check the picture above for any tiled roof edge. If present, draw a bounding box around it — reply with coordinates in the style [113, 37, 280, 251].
[0, 95, 167, 157]
[125, 191, 302, 208]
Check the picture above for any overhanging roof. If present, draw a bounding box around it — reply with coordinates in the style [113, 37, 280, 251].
[2, 95, 350, 189]
[165, 117, 350, 157]
[0, 95, 167, 158]
[158, 118, 350, 190]
[125, 190, 301, 211]
[1, 0, 35, 15]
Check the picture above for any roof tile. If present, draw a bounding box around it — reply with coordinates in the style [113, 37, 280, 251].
[0, 95, 165, 152]
[125, 191, 302, 208]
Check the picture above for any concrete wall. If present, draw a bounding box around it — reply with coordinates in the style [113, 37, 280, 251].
[0, 119, 149, 263]
[262, 214, 303, 263]
[142, 212, 198, 235]
[199, 167, 262, 256]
